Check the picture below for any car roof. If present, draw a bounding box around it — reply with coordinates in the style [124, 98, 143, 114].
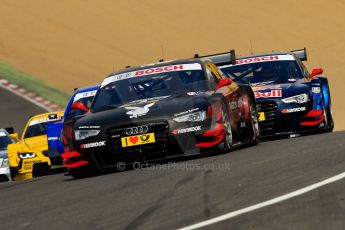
[0, 129, 8, 134]
[30, 111, 64, 121]
[106, 58, 205, 78]
[75, 85, 99, 94]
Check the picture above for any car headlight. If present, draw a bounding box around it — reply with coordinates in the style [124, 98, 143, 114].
[18, 152, 37, 159]
[1, 159, 8, 168]
[0, 158, 8, 168]
[282, 94, 308, 103]
[173, 111, 206, 123]
[74, 130, 101, 140]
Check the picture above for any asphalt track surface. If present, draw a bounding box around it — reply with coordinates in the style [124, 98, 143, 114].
[1, 88, 345, 230]
[0, 88, 46, 134]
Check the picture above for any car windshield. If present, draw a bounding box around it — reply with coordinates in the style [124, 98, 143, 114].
[0, 135, 12, 150]
[67, 95, 95, 119]
[220, 60, 303, 84]
[92, 65, 209, 112]
[24, 121, 54, 139]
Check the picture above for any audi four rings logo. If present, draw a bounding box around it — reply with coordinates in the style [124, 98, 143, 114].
[125, 126, 149, 135]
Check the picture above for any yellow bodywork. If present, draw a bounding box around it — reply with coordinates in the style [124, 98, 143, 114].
[8, 111, 64, 181]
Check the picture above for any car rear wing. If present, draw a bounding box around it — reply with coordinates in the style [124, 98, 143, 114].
[194, 49, 236, 66]
[290, 48, 307, 61]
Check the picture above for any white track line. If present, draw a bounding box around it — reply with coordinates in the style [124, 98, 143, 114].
[0, 83, 52, 112]
[179, 171, 345, 230]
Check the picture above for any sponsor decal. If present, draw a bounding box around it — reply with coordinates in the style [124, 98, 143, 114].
[252, 85, 281, 91]
[73, 90, 98, 102]
[48, 114, 61, 121]
[29, 118, 49, 126]
[120, 96, 170, 107]
[121, 133, 155, 147]
[125, 103, 155, 118]
[220, 55, 295, 68]
[29, 115, 62, 126]
[187, 92, 204, 96]
[125, 126, 149, 135]
[254, 90, 282, 99]
[172, 126, 202, 135]
[80, 141, 106, 149]
[312, 87, 321, 93]
[135, 65, 184, 76]
[47, 137, 59, 141]
[78, 125, 101, 129]
[174, 108, 199, 117]
[282, 107, 306, 113]
[101, 63, 203, 88]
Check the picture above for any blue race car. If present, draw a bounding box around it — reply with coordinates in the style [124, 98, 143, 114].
[205, 48, 334, 137]
[47, 85, 99, 159]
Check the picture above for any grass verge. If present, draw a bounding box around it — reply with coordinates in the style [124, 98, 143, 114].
[0, 62, 70, 106]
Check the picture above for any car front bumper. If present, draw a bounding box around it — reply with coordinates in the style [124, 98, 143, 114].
[63, 120, 226, 171]
[0, 167, 11, 182]
[257, 100, 326, 137]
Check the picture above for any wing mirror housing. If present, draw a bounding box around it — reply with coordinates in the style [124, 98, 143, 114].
[10, 133, 19, 141]
[71, 102, 89, 112]
[217, 78, 233, 89]
[309, 68, 323, 79]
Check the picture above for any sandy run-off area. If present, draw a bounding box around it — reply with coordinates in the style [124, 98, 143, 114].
[0, 0, 344, 130]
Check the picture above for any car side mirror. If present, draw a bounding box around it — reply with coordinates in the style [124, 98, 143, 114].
[310, 68, 323, 78]
[71, 101, 89, 112]
[217, 78, 232, 89]
[10, 133, 19, 141]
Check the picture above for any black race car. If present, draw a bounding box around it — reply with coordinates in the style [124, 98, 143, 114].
[206, 48, 334, 137]
[62, 58, 259, 178]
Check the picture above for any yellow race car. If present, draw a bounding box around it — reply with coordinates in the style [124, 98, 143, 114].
[8, 111, 64, 181]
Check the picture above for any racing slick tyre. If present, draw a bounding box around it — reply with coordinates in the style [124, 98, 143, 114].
[69, 169, 87, 179]
[32, 163, 50, 177]
[10, 167, 19, 178]
[248, 96, 260, 145]
[322, 84, 334, 132]
[219, 103, 233, 152]
[68, 166, 97, 179]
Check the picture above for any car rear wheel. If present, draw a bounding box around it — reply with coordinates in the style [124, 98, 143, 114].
[69, 169, 87, 179]
[69, 167, 96, 179]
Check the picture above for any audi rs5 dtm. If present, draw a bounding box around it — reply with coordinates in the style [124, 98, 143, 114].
[62, 58, 259, 178]
[207, 48, 334, 137]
